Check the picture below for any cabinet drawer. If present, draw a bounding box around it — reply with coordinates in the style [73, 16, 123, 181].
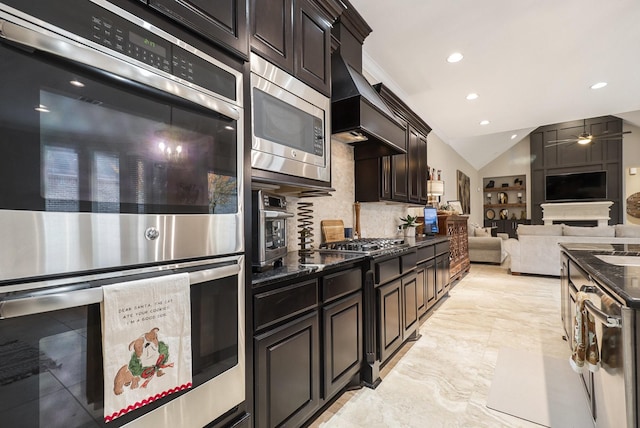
[254, 279, 318, 331]
[322, 268, 362, 303]
[436, 241, 450, 255]
[375, 257, 400, 285]
[401, 251, 417, 273]
[417, 245, 435, 263]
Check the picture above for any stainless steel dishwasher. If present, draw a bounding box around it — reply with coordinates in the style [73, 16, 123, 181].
[580, 282, 635, 428]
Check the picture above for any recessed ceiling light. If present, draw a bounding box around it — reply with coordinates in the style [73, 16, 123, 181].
[511, 134, 517, 140]
[591, 82, 607, 89]
[70, 79, 85, 87]
[447, 52, 463, 63]
[466, 93, 478, 100]
[480, 120, 490, 126]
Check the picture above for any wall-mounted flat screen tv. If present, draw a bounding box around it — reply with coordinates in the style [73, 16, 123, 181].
[423, 206, 439, 235]
[545, 171, 607, 202]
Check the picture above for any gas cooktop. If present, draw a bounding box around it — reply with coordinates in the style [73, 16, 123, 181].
[318, 238, 409, 256]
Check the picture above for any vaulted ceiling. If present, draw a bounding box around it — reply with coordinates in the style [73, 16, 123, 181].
[348, 0, 640, 169]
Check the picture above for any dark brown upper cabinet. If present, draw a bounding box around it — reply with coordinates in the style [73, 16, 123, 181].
[148, 0, 249, 60]
[250, 0, 334, 96]
[250, 0, 294, 72]
[354, 83, 431, 204]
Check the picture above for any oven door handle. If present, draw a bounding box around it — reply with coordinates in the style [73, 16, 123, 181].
[0, 287, 104, 319]
[263, 211, 294, 219]
[583, 299, 622, 328]
[0, 264, 240, 319]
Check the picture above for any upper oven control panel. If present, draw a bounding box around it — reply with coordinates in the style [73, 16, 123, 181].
[0, 0, 237, 102]
[90, 15, 172, 74]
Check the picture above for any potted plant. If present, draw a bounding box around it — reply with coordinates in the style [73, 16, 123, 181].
[399, 215, 422, 237]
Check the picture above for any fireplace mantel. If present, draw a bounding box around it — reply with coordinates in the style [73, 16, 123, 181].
[541, 201, 613, 226]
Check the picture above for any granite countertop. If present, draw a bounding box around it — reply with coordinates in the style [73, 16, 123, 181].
[560, 243, 640, 308]
[251, 251, 366, 288]
[252, 235, 450, 287]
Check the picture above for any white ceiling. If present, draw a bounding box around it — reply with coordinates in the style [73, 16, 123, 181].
[348, 0, 640, 169]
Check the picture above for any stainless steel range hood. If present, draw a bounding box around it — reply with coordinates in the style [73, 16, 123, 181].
[331, 53, 406, 160]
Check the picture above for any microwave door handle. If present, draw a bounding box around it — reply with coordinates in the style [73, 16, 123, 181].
[583, 299, 622, 328]
[0, 287, 103, 319]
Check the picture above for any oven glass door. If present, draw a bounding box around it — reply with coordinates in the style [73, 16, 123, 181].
[265, 217, 287, 254]
[0, 258, 244, 427]
[0, 43, 238, 216]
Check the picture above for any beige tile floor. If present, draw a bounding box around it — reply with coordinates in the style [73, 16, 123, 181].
[311, 262, 578, 427]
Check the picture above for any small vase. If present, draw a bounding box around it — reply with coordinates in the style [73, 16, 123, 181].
[403, 226, 416, 238]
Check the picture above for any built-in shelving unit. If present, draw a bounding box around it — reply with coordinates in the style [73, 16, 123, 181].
[483, 175, 529, 238]
[483, 175, 527, 220]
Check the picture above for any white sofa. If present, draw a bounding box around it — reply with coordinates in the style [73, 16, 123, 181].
[505, 224, 640, 276]
[468, 225, 508, 264]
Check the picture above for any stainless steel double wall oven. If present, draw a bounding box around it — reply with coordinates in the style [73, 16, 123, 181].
[0, 0, 245, 426]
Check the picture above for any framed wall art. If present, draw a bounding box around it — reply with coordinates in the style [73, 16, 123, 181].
[456, 170, 471, 214]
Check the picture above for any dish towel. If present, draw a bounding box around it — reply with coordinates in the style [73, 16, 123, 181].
[102, 273, 192, 423]
[570, 291, 600, 373]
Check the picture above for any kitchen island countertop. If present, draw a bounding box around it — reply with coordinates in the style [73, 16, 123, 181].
[560, 242, 640, 308]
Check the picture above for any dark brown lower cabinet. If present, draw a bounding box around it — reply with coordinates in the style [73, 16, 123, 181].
[378, 278, 402, 363]
[254, 311, 320, 428]
[436, 253, 450, 295]
[377, 272, 418, 364]
[402, 273, 418, 339]
[416, 264, 426, 317]
[253, 265, 363, 427]
[322, 292, 363, 399]
[420, 258, 437, 314]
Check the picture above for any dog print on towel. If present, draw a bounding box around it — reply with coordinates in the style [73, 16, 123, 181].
[113, 327, 174, 395]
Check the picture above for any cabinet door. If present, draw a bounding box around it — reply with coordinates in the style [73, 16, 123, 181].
[425, 259, 437, 310]
[402, 273, 418, 339]
[408, 128, 421, 203]
[254, 311, 320, 428]
[378, 279, 402, 363]
[294, 0, 332, 96]
[322, 292, 363, 399]
[391, 153, 408, 202]
[416, 265, 426, 318]
[418, 134, 428, 204]
[250, 0, 294, 73]
[435, 254, 449, 297]
[381, 156, 392, 200]
[150, 0, 249, 59]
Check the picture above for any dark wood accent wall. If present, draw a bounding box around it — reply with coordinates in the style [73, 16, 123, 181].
[529, 116, 623, 224]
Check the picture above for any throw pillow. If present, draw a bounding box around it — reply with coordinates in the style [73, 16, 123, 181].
[615, 224, 640, 238]
[475, 228, 490, 237]
[517, 224, 562, 236]
[563, 225, 615, 237]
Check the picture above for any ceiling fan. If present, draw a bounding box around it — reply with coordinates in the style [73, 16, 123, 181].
[546, 120, 631, 147]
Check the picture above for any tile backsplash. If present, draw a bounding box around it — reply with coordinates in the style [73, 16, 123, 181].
[285, 140, 419, 252]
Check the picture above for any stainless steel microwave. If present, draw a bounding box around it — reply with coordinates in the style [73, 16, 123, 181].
[250, 52, 331, 182]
